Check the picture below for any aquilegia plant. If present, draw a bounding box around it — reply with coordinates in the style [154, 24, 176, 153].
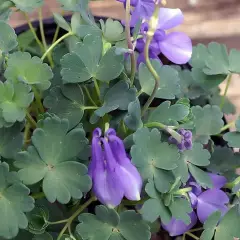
[0, 0, 240, 239]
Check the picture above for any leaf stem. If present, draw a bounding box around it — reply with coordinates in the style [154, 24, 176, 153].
[38, 8, 54, 68]
[141, 36, 160, 116]
[185, 232, 199, 239]
[32, 86, 45, 114]
[56, 196, 97, 240]
[219, 120, 235, 133]
[23, 12, 45, 53]
[220, 74, 232, 110]
[41, 32, 73, 62]
[25, 112, 37, 129]
[188, 227, 203, 233]
[125, 0, 136, 86]
[93, 78, 101, 100]
[83, 86, 98, 107]
[24, 122, 31, 147]
[52, 10, 64, 44]
[31, 191, 45, 199]
[83, 106, 99, 110]
[47, 219, 68, 225]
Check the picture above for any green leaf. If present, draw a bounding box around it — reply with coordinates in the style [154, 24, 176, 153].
[53, 13, 71, 32]
[131, 128, 178, 192]
[0, 21, 18, 53]
[192, 105, 224, 136]
[148, 101, 189, 126]
[14, 115, 92, 204]
[173, 143, 212, 186]
[124, 98, 143, 131]
[208, 147, 240, 181]
[229, 49, 240, 73]
[17, 29, 35, 51]
[190, 43, 209, 69]
[94, 80, 136, 118]
[32, 232, 53, 240]
[61, 35, 124, 83]
[0, 162, 34, 239]
[200, 211, 221, 240]
[0, 81, 34, 123]
[77, 205, 151, 240]
[12, 0, 43, 12]
[140, 180, 171, 223]
[27, 206, 49, 234]
[100, 18, 125, 43]
[44, 85, 85, 129]
[169, 198, 192, 224]
[57, 0, 80, 11]
[139, 61, 180, 99]
[214, 206, 240, 240]
[223, 131, 240, 148]
[5, 52, 53, 90]
[0, 123, 23, 159]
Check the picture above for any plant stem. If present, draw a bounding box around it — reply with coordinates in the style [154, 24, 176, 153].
[24, 122, 31, 147]
[83, 106, 99, 110]
[31, 191, 45, 199]
[41, 32, 73, 62]
[93, 78, 101, 100]
[47, 219, 68, 225]
[188, 227, 203, 233]
[125, 0, 136, 86]
[185, 232, 199, 240]
[219, 120, 235, 133]
[38, 8, 54, 68]
[141, 37, 159, 116]
[25, 112, 37, 129]
[32, 86, 44, 114]
[57, 196, 97, 240]
[23, 12, 45, 53]
[52, 25, 60, 43]
[220, 74, 232, 110]
[83, 86, 98, 107]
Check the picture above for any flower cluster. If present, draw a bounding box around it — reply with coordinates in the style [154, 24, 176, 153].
[162, 173, 229, 236]
[89, 128, 142, 208]
[169, 129, 193, 151]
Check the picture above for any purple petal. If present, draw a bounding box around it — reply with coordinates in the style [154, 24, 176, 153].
[158, 8, 184, 30]
[102, 138, 118, 171]
[158, 32, 192, 64]
[189, 192, 198, 208]
[162, 211, 197, 237]
[197, 189, 229, 223]
[136, 0, 155, 20]
[93, 167, 124, 208]
[208, 173, 227, 189]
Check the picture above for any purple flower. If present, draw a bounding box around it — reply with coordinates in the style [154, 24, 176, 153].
[89, 128, 142, 208]
[162, 211, 197, 236]
[168, 129, 193, 151]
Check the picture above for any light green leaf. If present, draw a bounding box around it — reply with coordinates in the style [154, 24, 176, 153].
[223, 131, 240, 148]
[229, 49, 240, 73]
[0, 21, 18, 53]
[169, 198, 192, 224]
[208, 147, 240, 181]
[77, 205, 151, 240]
[140, 180, 171, 224]
[12, 0, 43, 12]
[200, 211, 221, 240]
[94, 80, 136, 118]
[32, 232, 53, 240]
[131, 128, 178, 192]
[0, 162, 34, 239]
[139, 61, 180, 99]
[44, 85, 85, 129]
[61, 35, 124, 83]
[53, 13, 71, 32]
[124, 99, 143, 131]
[0, 123, 23, 159]
[5, 52, 53, 90]
[190, 43, 209, 69]
[214, 207, 240, 240]
[192, 105, 224, 136]
[57, 0, 80, 11]
[100, 18, 125, 43]
[148, 101, 189, 126]
[14, 115, 92, 204]
[17, 29, 36, 51]
[0, 81, 34, 123]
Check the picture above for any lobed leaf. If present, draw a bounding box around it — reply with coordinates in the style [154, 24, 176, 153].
[12, 0, 43, 12]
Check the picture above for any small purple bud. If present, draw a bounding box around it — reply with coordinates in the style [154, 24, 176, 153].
[184, 139, 192, 150]
[184, 131, 192, 139]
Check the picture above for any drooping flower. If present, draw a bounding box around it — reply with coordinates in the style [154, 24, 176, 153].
[162, 211, 197, 237]
[89, 128, 142, 208]
[168, 129, 193, 151]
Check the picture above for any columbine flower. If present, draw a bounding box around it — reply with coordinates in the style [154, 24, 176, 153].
[168, 129, 193, 151]
[89, 128, 142, 208]
[162, 211, 197, 237]
[187, 173, 229, 224]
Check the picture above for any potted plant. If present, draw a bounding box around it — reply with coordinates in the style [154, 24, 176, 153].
[0, 0, 239, 239]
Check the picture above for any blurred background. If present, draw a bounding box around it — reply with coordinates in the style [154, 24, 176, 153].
[8, 0, 240, 119]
